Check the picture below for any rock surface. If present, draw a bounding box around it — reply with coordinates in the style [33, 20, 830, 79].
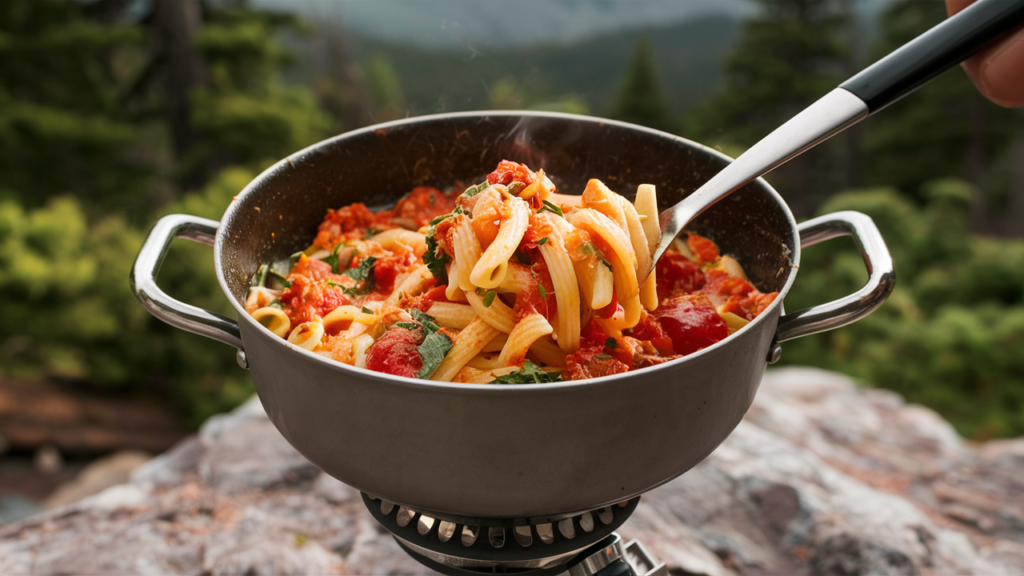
[1, 367, 1022, 575]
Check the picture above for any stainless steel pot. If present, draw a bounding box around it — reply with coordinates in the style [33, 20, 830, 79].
[131, 112, 894, 520]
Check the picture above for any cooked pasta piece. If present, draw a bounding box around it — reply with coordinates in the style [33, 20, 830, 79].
[431, 317, 502, 382]
[536, 212, 580, 353]
[248, 159, 780, 383]
[471, 195, 529, 288]
[634, 184, 660, 311]
[453, 216, 482, 292]
[427, 302, 476, 330]
[288, 320, 325, 351]
[252, 306, 291, 337]
[465, 288, 516, 334]
[498, 313, 553, 367]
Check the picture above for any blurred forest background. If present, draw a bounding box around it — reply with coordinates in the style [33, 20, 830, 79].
[1, 0, 1023, 499]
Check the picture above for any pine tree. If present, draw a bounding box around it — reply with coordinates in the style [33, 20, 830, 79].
[609, 37, 674, 133]
[860, 0, 1014, 233]
[687, 0, 853, 217]
[0, 0, 151, 214]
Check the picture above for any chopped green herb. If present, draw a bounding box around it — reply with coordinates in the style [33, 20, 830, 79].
[394, 322, 419, 331]
[514, 250, 532, 266]
[253, 264, 269, 288]
[490, 361, 562, 384]
[580, 242, 596, 256]
[410, 309, 442, 333]
[364, 228, 378, 238]
[289, 250, 305, 265]
[402, 309, 452, 379]
[361, 306, 373, 314]
[605, 337, 617, 349]
[344, 256, 377, 283]
[482, 290, 497, 308]
[429, 212, 453, 226]
[537, 237, 549, 246]
[269, 301, 283, 309]
[321, 242, 347, 274]
[537, 200, 564, 218]
[268, 269, 291, 289]
[460, 180, 490, 198]
[507, 181, 524, 195]
[595, 354, 614, 360]
[601, 259, 613, 272]
[538, 284, 547, 299]
[326, 280, 343, 288]
[417, 331, 453, 379]
[424, 224, 450, 285]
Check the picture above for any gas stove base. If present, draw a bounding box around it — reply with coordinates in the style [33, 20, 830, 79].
[396, 533, 667, 576]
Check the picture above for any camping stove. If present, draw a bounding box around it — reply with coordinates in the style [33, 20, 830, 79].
[362, 493, 667, 575]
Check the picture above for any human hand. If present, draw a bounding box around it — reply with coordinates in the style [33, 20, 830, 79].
[946, 0, 1024, 107]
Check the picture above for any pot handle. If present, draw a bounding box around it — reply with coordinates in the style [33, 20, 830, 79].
[130, 214, 244, 355]
[772, 210, 895, 352]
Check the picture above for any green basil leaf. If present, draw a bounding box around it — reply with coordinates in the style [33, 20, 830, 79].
[490, 361, 562, 384]
[416, 330, 453, 379]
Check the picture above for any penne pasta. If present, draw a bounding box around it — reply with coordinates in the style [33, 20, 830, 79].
[536, 212, 580, 353]
[248, 159, 780, 383]
[427, 302, 477, 330]
[465, 287, 516, 334]
[471, 195, 529, 289]
[431, 317, 502, 382]
[634, 184, 660, 311]
[498, 313, 554, 367]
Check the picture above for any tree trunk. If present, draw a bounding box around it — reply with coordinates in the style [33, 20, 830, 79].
[153, 0, 207, 191]
[1004, 110, 1024, 237]
[312, 18, 370, 133]
[963, 95, 989, 232]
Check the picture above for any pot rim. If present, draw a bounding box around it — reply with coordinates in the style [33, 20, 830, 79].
[214, 110, 801, 392]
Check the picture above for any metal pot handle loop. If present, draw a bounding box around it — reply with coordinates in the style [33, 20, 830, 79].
[130, 214, 244, 353]
[774, 210, 895, 344]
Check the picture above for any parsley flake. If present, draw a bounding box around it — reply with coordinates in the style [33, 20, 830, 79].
[537, 200, 564, 218]
[605, 337, 618, 349]
[482, 290, 497, 308]
[537, 237, 549, 246]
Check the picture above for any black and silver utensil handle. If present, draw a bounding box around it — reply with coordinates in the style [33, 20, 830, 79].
[652, 0, 1024, 272]
[842, 0, 1024, 114]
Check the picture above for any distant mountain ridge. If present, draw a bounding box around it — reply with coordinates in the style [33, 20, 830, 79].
[254, 0, 752, 51]
[342, 12, 744, 119]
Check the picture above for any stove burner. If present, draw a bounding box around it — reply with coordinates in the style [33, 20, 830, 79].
[361, 494, 664, 575]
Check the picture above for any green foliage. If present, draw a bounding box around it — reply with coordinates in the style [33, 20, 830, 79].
[688, 0, 850, 146]
[0, 1, 152, 213]
[781, 181, 1024, 439]
[861, 1, 1014, 200]
[185, 4, 330, 179]
[366, 53, 404, 119]
[609, 38, 674, 132]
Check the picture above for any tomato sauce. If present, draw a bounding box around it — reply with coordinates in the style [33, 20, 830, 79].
[262, 161, 781, 383]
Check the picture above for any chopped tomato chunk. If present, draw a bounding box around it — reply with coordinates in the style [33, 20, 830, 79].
[655, 250, 705, 303]
[487, 160, 536, 188]
[687, 233, 720, 264]
[653, 295, 728, 356]
[365, 327, 423, 378]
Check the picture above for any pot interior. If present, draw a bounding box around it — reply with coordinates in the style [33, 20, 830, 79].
[218, 112, 797, 307]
